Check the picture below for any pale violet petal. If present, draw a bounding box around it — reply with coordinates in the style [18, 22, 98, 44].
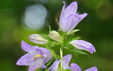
[60, 1, 66, 19]
[63, 54, 72, 69]
[84, 67, 98, 71]
[29, 65, 37, 71]
[16, 53, 35, 66]
[21, 40, 38, 52]
[41, 64, 46, 68]
[67, 13, 88, 33]
[65, 1, 78, 17]
[29, 64, 42, 71]
[60, 14, 77, 32]
[70, 40, 96, 54]
[71, 63, 81, 71]
[79, 13, 88, 20]
[48, 60, 60, 71]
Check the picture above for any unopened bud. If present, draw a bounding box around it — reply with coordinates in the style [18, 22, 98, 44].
[29, 34, 48, 44]
[49, 31, 61, 41]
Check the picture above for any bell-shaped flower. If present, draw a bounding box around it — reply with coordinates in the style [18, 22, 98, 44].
[59, 1, 87, 33]
[16, 41, 52, 71]
[48, 54, 97, 71]
[69, 40, 96, 54]
[49, 31, 61, 41]
[29, 34, 48, 44]
[48, 54, 81, 71]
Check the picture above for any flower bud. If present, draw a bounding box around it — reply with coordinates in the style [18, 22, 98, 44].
[49, 31, 61, 41]
[29, 34, 48, 44]
[69, 40, 96, 54]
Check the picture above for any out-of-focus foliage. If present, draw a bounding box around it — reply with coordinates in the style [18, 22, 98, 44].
[0, 0, 113, 71]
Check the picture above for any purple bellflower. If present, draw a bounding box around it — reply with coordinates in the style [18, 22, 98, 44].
[69, 40, 96, 54]
[16, 41, 52, 71]
[59, 1, 87, 34]
[48, 54, 97, 71]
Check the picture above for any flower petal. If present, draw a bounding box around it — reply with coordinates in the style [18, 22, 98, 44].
[29, 63, 43, 71]
[60, 14, 77, 32]
[60, 1, 66, 19]
[36, 48, 52, 64]
[48, 60, 60, 71]
[63, 54, 72, 69]
[67, 13, 88, 33]
[79, 13, 88, 20]
[21, 40, 37, 52]
[16, 53, 35, 66]
[41, 64, 46, 68]
[29, 65, 37, 71]
[84, 67, 98, 71]
[70, 40, 96, 54]
[71, 63, 81, 71]
[65, 1, 78, 17]
[29, 34, 48, 44]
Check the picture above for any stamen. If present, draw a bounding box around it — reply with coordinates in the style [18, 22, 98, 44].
[34, 54, 43, 61]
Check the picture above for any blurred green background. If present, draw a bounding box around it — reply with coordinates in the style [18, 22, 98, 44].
[0, 0, 113, 71]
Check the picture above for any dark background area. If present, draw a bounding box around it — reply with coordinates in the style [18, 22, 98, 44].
[0, 0, 113, 71]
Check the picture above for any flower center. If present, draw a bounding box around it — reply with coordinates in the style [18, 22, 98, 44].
[34, 54, 43, 61]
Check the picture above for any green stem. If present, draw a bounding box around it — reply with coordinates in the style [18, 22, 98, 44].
[59, 32, 66, 71]
[60, 48, 63, 71]
[59, 32, 66, 49]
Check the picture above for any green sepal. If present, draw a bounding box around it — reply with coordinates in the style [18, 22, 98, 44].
[45, 57, 56, 69]
[40, 34, 56, 46]
[56, 18, 59, 25]
[49, 26, 51, 32]
[71, 37, 81, 40]
[40, 34, 50, 40]
[58, 62, 61, 71]
[66, 44, 91, 57]
[58, 29, 64, 36]
[64, 69, 71, 71]
[67, 29, 80, 35]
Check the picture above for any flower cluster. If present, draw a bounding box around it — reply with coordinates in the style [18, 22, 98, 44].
[16, 1, 97, 71]
[49, 54, 97, 71]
